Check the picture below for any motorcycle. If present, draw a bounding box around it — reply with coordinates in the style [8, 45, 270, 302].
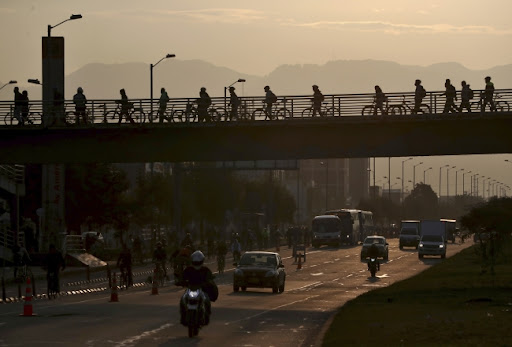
[368, 258, 379, 277]
[182, 287, 208, 338]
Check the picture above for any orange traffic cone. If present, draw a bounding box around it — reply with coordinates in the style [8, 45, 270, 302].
[151, 269, 159, 295]
[296, 253, 302, 270]
[20, 277, 36, 316]
[109, 272, 119, 302]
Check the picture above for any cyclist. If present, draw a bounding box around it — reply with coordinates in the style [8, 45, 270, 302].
[197, 87, 211, 122]
[46, 244, 65, 293]
[374, 85, 387, 116]
[13, 87, 23, 125]
[158, 87, 170, 123]
[442, 79, 457, 114]
[482, 76, 496, 112]
[153, 241, 167, 279]
[117, 244, 133, 287]
[412, 79, 427, 114]
[229, 86, 240, 121]
[459, 81, 472, 113]
[312, 85, 324, 117]
[116, 88, 136, 125]
[216, 240, 227, 274]
[73, 87, 88, 124]
[264, 85, 277, 119]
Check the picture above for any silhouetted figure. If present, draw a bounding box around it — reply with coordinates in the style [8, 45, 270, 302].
[117, 89, 135, 124]
[159, 87, 170, 123]
[264, 85, 277, 119]
[413, 79, 427, 114]
[229, 86, 240, 121]
[20, 90, 30, 125]
[442, 79, 457, 114]
[374, 85, 387, 116]
[117, 244, 133, 286]
[312, 85, 324, 117]
[73, 87, 88, 124]
[46, 244, 65, 292]
[482, 76, 496, 112]
[13, 87, 23, 124]
[459, 81, 472, 113]
[197, 87, 211, 122]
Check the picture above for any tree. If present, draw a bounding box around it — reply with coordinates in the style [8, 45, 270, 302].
[402, 183, 438, 220]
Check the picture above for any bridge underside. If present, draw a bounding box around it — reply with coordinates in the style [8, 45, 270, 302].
[1, 113, 511, 164]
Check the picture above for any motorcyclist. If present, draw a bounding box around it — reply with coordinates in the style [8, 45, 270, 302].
[153, 241, 167, 278]
[367, 242, 380, 271]
[180, 250, 215, 326]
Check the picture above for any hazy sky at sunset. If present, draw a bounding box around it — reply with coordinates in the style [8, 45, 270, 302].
[1, 0, 511, 83]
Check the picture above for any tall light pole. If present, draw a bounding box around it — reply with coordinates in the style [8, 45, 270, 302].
[224, 78, 246, 118]
[412, 161, 423, 188]
[462, 170, 471, 196]
[0, 80, 17, 92]
[439, 164, 449, 198]
[472, 173, 479, 197]
[320, 160, 328, 211]
[401, 157, 413, 203]
[48, 14, 82, 37]
[150, 53, 176, 122]
[455, 168, 464, 196]
[447, 166, 456, 199]
[423, 167, 432, 184]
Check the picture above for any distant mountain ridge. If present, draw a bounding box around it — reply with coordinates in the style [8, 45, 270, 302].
[12, 59, 512, 100]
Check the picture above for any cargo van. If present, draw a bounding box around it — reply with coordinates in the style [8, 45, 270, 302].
[399, 220, 420, 250]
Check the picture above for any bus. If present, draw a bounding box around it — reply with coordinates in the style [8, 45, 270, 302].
[324, 209, 374, 245]
[439, 218, 457, 243]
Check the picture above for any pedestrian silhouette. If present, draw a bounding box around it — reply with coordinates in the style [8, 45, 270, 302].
[413, 79, 427, 114]
[73, 87, 87, 124]
[373, 85, 387, 116]
[20, 90, 30, 125]
[159, 87, 170, 123]
[442, 79, 457, 114]
[312, 85, 324, 117]
[264, 85, 277, 119]
[482, 76, 496, 112]
[197, 87, 211, 122]
[117, 89, 135, 124]
[13, 87, 23, 125]
[229, 86, 240, 121]
[459, 81, 472, 113]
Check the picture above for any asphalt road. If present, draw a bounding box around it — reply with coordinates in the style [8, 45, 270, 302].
[0, 238, 473, 346]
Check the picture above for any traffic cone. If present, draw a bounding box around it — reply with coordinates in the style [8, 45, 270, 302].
[296, 253, 302, 270]
[109, 272, 119, 302]
[20, 277, 36, 316]
[151, 269, 159, 295]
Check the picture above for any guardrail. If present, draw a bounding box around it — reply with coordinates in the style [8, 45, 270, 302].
[0, 89, 511, 127]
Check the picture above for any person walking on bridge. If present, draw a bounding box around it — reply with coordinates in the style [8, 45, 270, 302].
[442, 79, 457, 114]
[73, 87, 88, 125]
[158, 87, 170, 123]
[482, 76, 496, 112]
[459, 81, 472, 113]
[117, 89, 136, 125]
[312, 85, 324, 117]
[373, 85, 387, 116]
[412, 79, 427, 114]
[13, 86, 23, 125]
[197, 87, 211, 122]
[264, 85, 277, 119]
[228, 86, 240, 121]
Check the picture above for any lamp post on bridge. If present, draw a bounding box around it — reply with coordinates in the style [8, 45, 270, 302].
[439, 165, 449, 198]
[47, 14, 82, 37]
[455, 168, 464, 196]
[401, 157, 413, 203]
[462, 170, 471, 196]
[423, 167, 432, 185]
[0, 80, 17, 92]
[412, 161, 423, 188]
[224, 79, 246, 119]
[446, 166, 456, 200]
[150, 53, 176, 123]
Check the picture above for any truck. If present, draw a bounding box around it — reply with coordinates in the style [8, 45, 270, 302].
[440, 219, 457, 243]
[399, 220, 421, 249]
[418, 220, 447, 259]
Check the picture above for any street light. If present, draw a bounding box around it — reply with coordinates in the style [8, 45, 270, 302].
[401, 157, 413, 203]
[482, 176, 488, 199]
[472, 173, 479, 197]
[28, 79, 42, 85]
[439, 164, 449, 198]
[224, 78, 246, 116]
[412, 161, 423, 188]
[447, 166, 456, 199]
[462, 170, 471, 195]
[320, 160, 328, 211]
[150, 53, 176, 122]
[48, 14, 82, 37]
[0, 80, 17, 92]
[455, 168, 464, 196]
[423, 167, 432, 184]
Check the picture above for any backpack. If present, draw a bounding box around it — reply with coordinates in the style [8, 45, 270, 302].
[421, 87, 427, 98]
[468, 87, 474, 100]
[270, 92, 278, 103]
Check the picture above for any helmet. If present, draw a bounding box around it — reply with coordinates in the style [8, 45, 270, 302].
[191, 250, 205, 266]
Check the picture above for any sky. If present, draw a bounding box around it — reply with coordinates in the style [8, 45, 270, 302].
[1, 0, 511, 197]
[1, 0, 512, 82]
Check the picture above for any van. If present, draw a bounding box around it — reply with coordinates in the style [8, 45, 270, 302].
[399, 220, 420, 250]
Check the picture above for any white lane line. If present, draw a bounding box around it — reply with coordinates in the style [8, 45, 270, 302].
[115, 323, 173, 347]
[311, 273, 324, 276]
[224, 295, 320, 325]
[291, 282, 322, 291]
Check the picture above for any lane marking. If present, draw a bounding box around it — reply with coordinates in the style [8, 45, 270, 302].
[114, 323, 173, 347]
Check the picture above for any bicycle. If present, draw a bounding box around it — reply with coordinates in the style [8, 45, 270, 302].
[470, 92, 510, 113]
[252, 99, 292, 121]
[386, 95, 431, 115]
[105, 103, 146, 124]
[301, 101, 329, 118]
[182, 101, 222, 123]
[65, 108, 92, 125]
[361, 97, 388, 116]
[4, 107, 38, 126]
[147, 104, 184, 123]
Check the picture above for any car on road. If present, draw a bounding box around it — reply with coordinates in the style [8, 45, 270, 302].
[418, 234, 446, 259]
[233, 251, 286, 294]
[360, 236, 389, 260]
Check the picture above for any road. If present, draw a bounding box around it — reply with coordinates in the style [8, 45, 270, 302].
[0, 238, 472, 346]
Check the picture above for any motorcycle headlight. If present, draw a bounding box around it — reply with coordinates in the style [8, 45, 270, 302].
[188, 290, 199, 299]
[419, 243, 424, 248]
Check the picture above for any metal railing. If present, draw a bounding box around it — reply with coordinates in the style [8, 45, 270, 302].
[0, 89, 510, 127]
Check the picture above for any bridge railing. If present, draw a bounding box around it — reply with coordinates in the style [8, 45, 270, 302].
[0, 89, 511, 126]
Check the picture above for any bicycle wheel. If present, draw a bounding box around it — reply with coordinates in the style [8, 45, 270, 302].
[276, 108, 292, 120]
[361, 105, 375, 117]
[326, 107, 340, 117]
[171, 110, 184, 122]
[65, 112, 77, 125]
[132, 109, 146, 124]
[301, 108, 313, 118]
[105, 110, 119, 124]
[209, 109, 222, 122]
[495, 101, 510, 112]
[419, 104, 431, 114]
[252, 109, 266, 121]
[387, 105, 405, 116]
[4, 113, 14, 126]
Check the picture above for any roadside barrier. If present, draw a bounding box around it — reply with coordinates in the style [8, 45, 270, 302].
[151, 269, 159, 295]
[20, 277, 36, 316]
[109, 273, 119, 302]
